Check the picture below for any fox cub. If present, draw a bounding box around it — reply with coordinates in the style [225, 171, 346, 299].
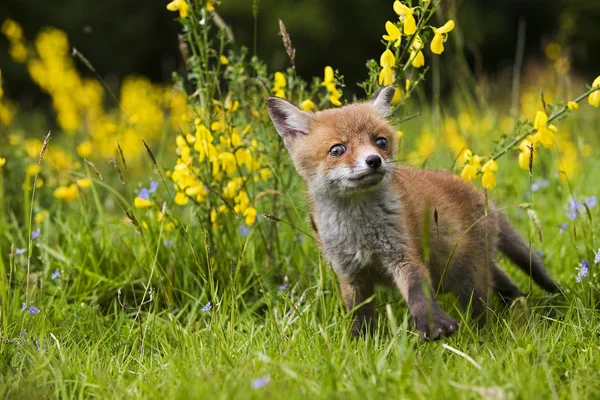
[266, 86, 559, 340]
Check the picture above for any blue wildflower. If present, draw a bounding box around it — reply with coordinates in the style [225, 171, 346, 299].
[251, 376, 271, 390]
[149, 180, 159, 194]
[15, 248, 26, 255]
[31, 229, 40, 239]
[559, 222, 568, 234]
[163, 240, 174, 248]
[567, 197, 579, 220]
[20, 329, 27, 337]
[531, 179, 549, 192]
[28, 306, 41, 315]
[138, 188, 151, 200]
[239, 226, 250, 237]
[173, 308, 179, 316]
[278, 283, 289, 291]
[584, 196, 597, 208]
[536, 251, 543, 258]
[594, 249, 600, 265]
[34, 339, 40, 352]
[201, 302, 211, 312]
[576, 260, 589, 283]
[21, 303, 26, 312]
[51, 269, 60, 280]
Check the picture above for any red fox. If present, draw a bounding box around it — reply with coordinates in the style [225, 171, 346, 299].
[266, 86, 559, 340]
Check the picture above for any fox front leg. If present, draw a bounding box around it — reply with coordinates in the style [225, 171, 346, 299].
[338, 277, 375, 337]
[390, 256, 459, 340]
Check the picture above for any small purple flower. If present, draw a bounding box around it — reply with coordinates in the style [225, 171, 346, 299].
[584, 196, 597, 208]
[28, 306, 41, 315]
[31, 229, 40, 239]
[251, 376, 271, 390]
[576, 260, 589, 283]
[559, 222, 568, 234]
[149, 180, 159, 194]
[21, 303, 26, 312]
[594, 249, 600, 265]
[201, 302, 211, 312]
[278, 283, 289, 291]
[138, 188, 151, 200]
[51, 269, 60, 280]
[15, 248, 26, 255]
[173, 308, 179, 316]
[20, 329, 27, 337]
[531, 179, 549, 192]
[567, 197, 579, 220]
[239, 226, 250, 237]
[34, 339, 40, 352]
[536, 250, 543, 259]
[163, 240, 173, 248]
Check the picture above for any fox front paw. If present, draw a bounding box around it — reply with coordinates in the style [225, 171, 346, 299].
[413, 310, 459, 341]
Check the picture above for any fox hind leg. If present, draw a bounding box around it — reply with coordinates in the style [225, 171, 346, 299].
[491, 262, 525, 304]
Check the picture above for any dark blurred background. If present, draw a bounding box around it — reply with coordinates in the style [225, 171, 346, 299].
[1, 0, 599, 105]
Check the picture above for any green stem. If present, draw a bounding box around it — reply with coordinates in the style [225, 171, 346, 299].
[482, 86, 600, 171]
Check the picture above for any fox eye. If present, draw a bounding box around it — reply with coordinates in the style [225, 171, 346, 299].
[329, 144, 346, 157]
[375, 137, 388, 150]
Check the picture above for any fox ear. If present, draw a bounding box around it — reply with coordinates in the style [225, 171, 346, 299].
[371, 86, 396, 117]
[266, 97, 313, 146]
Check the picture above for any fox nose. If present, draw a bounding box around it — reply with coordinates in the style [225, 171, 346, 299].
[365, 155, 382, 169]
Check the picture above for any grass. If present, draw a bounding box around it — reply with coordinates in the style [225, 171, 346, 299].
[1, 108, 600, 399]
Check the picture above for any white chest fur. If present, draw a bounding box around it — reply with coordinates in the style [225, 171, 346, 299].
[312, 190, 405, 279]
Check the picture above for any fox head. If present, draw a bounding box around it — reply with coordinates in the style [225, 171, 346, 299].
[266, 86, 398, 197]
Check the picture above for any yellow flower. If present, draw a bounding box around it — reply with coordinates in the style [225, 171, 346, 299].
[259, 168, 272, 181]
[411, 50, 424, 68]
[379, 49, 396, 86]
[378, 68, 394, 86]
[391, 88, 402, 105]
[300, 99, 316, 112]
[382, 21, 401, 47]
[567, 101, 579, 111]
[532, 110, 557, 149]
[589, 76, 600, 108]
[1, 19, 23, 41]
[218, 152, 237, 174]
[134, 197, 153, 208]
[54, 184, 79, 203]
[396, 130, 404, 139]
[243, 207, 258, 225]
[26, 164, 41, 176]
[322, 66, 335, 90]
[431, 20, 455, 55]
[380, 49, 395, 68]
[481, 160, 498, 190]
[273, 72, 287, 98]
[0, 157, 5, 167]
[174, 191, 189, 206]
[329, 87, 342, 106]
[76, 141, 93, 157]
[76, 178, 92, 189]
[517, 138, 536, 170]
[220, 55, 229, 65]
[34, 210, 49, 224]
[166, 0, 189, 18]
[322, 66, 342, 106]
[459, 150, 482, 181]
[393, 2, 416, 35]
[9, 42, 27, 63]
